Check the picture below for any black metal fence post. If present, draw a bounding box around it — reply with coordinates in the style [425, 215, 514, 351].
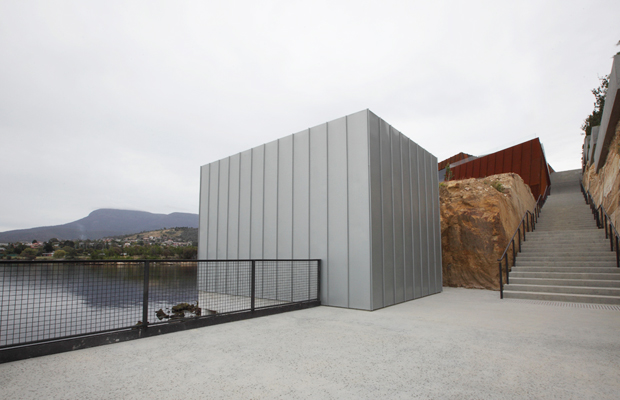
[251, 260, 256, 313]
[499, 261, 504, 299]
[317, 259, 322, 302]
[142, 260, 150, 329]
[616, 236, 619, 269]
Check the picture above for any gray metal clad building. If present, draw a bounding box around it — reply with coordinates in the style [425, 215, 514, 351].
[198, 109, 442, 310]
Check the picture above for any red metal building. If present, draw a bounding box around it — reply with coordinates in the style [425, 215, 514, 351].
[446, 138, 551, 199]
[437, 152, 472, 171]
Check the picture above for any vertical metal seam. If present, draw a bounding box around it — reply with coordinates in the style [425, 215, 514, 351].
[237, 154, 241, 259]
[207, 164, 211, 259]
[249, 149, 253, 259]
[236, 154, 241, 293]
[345, 115, 350, 308]
[276, 139, 280, 259]
[307, 129, 311, 300]
[197, 166, 203, 259]
[400, 134, 407, 300]
[215, 160, 220, 261]
[226, 158, 231, 292]
[292, 135, 295, 259]
[276, 139, 280, 299]
[415, 145, 422, 297]
[366, 110, 373, 309]
[325, 122, 329, 303]
[424, 151, 430, 293]
[307, 129, 311, 260]
[291, 135, 295, 301]
[390, 127, 396, 304]
[261, 145, 266, 260]
[379, 119, 385, 308]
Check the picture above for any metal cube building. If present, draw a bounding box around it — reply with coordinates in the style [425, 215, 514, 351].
[198, 109, 442, 310]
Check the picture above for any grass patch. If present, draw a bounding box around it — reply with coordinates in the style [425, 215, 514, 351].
[491, 181, 504, 193]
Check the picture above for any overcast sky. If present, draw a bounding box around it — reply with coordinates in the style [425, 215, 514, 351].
[1, 0, 619, 232]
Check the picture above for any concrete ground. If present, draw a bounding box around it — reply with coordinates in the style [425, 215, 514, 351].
[1, 287, 619, 399]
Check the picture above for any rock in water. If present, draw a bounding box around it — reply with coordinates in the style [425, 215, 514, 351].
[156, 309, 169, 320]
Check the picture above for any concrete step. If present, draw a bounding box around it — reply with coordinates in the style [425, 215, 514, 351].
[520, 243, 610, 249]
[512, 266, 619, 273]
[519, 248, 613, 255]
[509, 271, 620, 280]
[517, 257, 617, 264]
[528, 231, 604, 238]
[503, 290, 620, 304]
[509, 277, 620, 287]
[504, 284, 620, 296]
[517, 258, 616, 267]
[519, 248, 612, 255]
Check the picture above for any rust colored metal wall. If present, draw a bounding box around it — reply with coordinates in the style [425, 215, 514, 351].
[438, 152, 472, 171]
[450, 138, 550, 199]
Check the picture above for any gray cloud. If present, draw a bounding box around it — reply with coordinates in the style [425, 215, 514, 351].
[1, 0, 619, 232]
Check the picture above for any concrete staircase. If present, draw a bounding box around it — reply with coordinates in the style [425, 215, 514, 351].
[503, 170, 620, 304]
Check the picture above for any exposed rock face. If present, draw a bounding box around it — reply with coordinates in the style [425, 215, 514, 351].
[440, 173, 536, 290]
[583, 120, 620, 230]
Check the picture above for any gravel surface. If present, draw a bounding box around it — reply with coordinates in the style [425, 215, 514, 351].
[1, 287, 619, 399]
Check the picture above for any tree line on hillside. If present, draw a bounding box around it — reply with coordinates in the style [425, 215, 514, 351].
[0, 238, 197, 261]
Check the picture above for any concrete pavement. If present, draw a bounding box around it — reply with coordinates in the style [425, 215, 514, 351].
[1, 287, 619, 399]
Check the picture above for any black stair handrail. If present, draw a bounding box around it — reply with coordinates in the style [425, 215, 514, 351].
[497, 185, 550, 299]
[580, 181, 620, 269]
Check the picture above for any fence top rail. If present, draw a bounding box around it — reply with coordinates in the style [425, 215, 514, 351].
[0, 258, 322, 265]
[497, 210, 534, 262]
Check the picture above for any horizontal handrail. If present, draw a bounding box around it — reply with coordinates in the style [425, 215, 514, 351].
[580, 182, 620, 269]
[497, 184, 550, 298]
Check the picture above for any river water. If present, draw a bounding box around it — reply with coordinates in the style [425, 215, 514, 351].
[0, 262, 198, 347]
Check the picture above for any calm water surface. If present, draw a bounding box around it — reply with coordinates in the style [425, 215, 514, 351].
[0, 262, 197, 347]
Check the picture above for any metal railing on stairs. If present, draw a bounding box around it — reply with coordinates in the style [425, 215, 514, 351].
[580, 182, 620, 269]
[497, 185, 550, 298]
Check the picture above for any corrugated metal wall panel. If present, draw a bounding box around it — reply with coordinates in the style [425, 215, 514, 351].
[327, 116, 349, 308]
[410, 142, 422, 299]
[238, 150, 252, 259]
[368, 112, 384, 310]
[380, 118, 395, 306]
[401, 139, 414, 301]
[263, 141, 278, 259]
[346, 112, 372, 310]
[227, 154, 240, 259]
[293, 130, 310, 259]
[391, 129, 405, 304]
[198, 165, 209, 260]
[277, 136, 294, 260]
[207, 162, 219, 259]
[309, 123, 329, 302]
[418, 146, 429, 297]
[250, 146, 264, 259]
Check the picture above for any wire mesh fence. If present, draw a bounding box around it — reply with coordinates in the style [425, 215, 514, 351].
[0, 259, 320, 349]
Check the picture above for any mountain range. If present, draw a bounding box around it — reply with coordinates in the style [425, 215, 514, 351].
[0, 209, 199, 242]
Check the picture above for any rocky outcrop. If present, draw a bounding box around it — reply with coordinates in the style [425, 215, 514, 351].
[583, 120, 620, 230]
[440, 173, 536, 290]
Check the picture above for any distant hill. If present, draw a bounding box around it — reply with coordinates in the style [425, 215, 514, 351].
[0, 209, 199, 242]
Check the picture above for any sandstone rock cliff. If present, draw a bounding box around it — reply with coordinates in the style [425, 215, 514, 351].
[440, 173, 536, 290]
[583, 120, 620, 230]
